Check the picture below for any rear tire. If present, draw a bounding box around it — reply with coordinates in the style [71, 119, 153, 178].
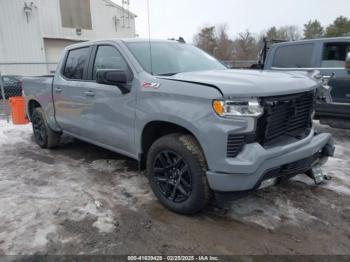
[32, 108, 60, 148]
[147, 133, 211, 214]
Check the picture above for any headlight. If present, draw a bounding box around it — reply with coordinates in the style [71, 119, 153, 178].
[212, 98, 263, 117]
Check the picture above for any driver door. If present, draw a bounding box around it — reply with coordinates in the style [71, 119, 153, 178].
[79, 44, 137, 156]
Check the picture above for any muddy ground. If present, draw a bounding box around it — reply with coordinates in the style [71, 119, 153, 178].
[0, 119, 349, 256]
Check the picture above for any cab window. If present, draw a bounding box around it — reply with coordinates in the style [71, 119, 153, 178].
[272, 44, 314, 68]
[63, 47, 90, 80]
[92, 46, 129, 80]
[321, 42, 350, 68]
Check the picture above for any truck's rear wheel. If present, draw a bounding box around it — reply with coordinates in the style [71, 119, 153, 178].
[147, 133, 211, 214]
[32, 108, 60, 149]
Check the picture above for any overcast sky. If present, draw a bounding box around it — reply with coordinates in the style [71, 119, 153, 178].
[113, 0, 350, 43]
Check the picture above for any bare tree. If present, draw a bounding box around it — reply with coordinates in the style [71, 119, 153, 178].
[282, 25, 302, 41]
[232, 30, 259, 60]
[264, 25, 301, 41]
[215, 24, 234, 60]
[193, 26, 217, 55]
[265, 26, 280, 41]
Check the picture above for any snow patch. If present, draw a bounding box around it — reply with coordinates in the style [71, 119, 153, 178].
[92, 216, 116, 233]
[228, 197, 319, 230]
[89, 159, 127, 173]
[67, 201, 117, 233]
[322, 143, 350, 196]
[33, 225, 57, 247]
[0, 120, 32, 145]
[325, 183, 350, 195]
[0, 121, 154, 253]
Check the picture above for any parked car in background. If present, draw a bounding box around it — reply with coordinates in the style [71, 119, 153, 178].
[23, 39, 334, 214]
[0, 75, 23, 99]
[262, 37, 350, 129]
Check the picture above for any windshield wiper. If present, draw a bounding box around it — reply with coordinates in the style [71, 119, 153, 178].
[156, 72, 179, 76]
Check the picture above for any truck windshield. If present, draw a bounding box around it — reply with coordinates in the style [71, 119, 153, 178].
[125, 41, 226, 76]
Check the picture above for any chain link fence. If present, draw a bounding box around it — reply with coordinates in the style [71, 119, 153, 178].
[0, 72, 10, 122]
[0, 62, 57, 77]
[0, 63, 57, 122]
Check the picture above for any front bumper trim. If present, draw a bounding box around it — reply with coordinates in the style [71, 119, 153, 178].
[206, 132, 334, 192]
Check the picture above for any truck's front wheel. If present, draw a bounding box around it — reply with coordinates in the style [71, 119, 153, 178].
[32, 108, 60, 149]
[147, 133, 211, 214]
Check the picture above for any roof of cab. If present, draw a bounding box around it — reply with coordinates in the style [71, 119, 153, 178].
[271, 36, 350, 48]
[63, 38, 180, 51]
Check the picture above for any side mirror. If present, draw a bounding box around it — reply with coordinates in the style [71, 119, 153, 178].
[346, 52, 350, 69]
[96, 69, 130, 94]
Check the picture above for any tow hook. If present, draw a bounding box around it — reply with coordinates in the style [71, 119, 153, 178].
[305, 137, 335, 185]
[306, 164, 332, 185]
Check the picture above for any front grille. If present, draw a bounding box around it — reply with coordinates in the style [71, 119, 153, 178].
[226, 91, 314, 158]
[257, 91, 314, 146]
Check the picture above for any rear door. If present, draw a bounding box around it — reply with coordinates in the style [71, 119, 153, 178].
[318, 41, 350, 103]
[53, 46, 93, 135]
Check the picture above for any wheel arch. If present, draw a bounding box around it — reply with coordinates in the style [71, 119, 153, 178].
[27, 99, 42, 120]
[139, 120, 205, 170]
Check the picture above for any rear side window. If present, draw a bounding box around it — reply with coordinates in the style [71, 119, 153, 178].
[92, 46, 128, 80]
[321, 42, 350, 68]
[273, 44, 314, 68]
[63, 47, 90, 80]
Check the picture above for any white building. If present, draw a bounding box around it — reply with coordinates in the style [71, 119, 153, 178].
[0, 0, 137, 75]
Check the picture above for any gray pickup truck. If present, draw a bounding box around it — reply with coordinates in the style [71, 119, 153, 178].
[23, 39, 335, 214]
[263, 37, 350, 129]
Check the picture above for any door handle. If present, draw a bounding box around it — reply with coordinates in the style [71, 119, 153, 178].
[322, 72, 336, 78]
[84, 91, 96, 97]
[54, 87, 62, 93]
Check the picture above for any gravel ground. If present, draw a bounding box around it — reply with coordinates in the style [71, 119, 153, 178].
[0, 119, 349, 255]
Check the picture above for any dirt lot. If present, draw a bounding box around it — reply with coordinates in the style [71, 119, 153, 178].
[0, 119, 349, 255]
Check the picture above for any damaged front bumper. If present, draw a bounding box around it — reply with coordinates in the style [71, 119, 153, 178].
[206, 130, 335, 192]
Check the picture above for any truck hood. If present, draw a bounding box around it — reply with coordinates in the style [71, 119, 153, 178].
[160, 69, 319, 98]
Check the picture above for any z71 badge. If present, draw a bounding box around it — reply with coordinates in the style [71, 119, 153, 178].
[143, 82, 161, 89]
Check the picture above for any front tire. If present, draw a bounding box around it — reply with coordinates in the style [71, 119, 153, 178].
[147, 133, 211, 214]
[32, 108, 60, 148]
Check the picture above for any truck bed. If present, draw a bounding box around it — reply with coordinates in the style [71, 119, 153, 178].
[23, 75, 54, 120]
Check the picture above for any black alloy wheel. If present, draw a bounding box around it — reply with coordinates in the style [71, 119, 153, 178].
[32, 113, 47, 146]
[31, 108, 60, 149]
[147, 133, 211, 214]
[153, 150, 192, 203]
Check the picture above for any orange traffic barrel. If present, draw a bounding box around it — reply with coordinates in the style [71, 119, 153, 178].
[9, 96, 29, 125]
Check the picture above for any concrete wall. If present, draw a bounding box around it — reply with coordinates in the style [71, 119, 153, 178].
[38, 0, 136, 41]
[0, 0, 136, 76]
[0, 0, 46, 63]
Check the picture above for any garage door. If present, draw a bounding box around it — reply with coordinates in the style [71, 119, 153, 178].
[44, 39, 83, 64]
[44, 39, 83, 73]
